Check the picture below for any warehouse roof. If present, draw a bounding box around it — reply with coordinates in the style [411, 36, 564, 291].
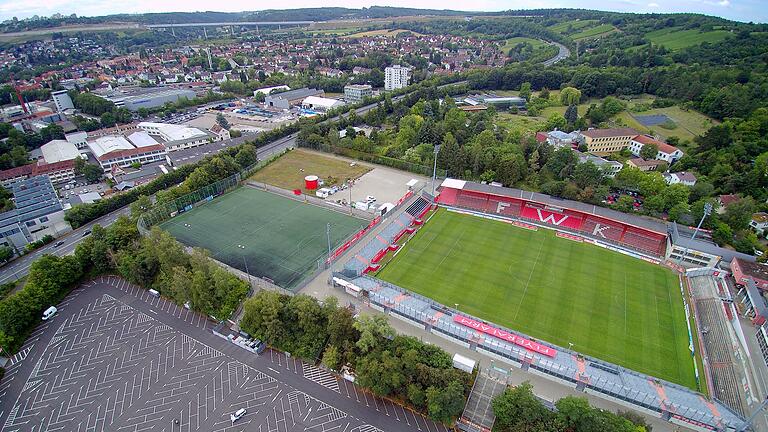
[40, 139, 80, 164]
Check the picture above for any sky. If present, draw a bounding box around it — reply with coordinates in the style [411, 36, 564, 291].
[0, 0, 764, 24]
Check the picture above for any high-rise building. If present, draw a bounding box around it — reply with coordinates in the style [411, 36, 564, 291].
[384, 65, 411, 91]
[51, 90, 74, 112]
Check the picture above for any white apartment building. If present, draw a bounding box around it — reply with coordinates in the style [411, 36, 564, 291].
[385, 65, 412, 91]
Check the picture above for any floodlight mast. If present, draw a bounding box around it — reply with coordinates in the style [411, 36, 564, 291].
[677, 202, 713, 265]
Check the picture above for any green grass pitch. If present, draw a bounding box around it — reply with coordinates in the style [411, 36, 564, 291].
[377, 209, 696, 388]
[161, 187, 365, 290]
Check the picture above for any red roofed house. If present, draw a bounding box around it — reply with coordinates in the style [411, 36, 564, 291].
[731, 257, 768, 290]
[629, 135, 684, 164]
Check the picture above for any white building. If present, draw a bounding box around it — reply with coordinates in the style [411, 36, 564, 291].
[663, 171, 698, 186]
[65, 131, 89, 149]
[51, 90, 74, 112]
[41, 139, 81, 164]
[87, 134, 166, 171]
[301, 96, 345, 113]
[576, 152, 623, 178]
[253, 85, 290, 97]
[137, 122, 213, 152]
[629, 135, 684, 164]
[344, 84, 372, 103]
[385, 65, 411, 91]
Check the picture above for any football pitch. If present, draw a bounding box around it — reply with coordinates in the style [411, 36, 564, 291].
[161, 187, 365, 290]
[377, 209, 697, 388]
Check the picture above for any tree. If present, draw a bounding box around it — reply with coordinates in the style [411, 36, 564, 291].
[82, 164, 103, 182]
[216, 113, 230, 130]
[0, 246, 13, 263]
[235, 144, 258, 168]
[493, 382, 554, 430]
[545, 113, 567, 131]
[321, 345, 341, 370]
[130, 195, 152, 219]
[722, 196, 756, 231]
[353, 314, 394, 353]
[572, 162, 603, 189]
[519, 82, 532, 101]
[560, 87, 582, 106]
[639, 143, 659, 160]
[564, 104, 578, 125]
[425, 381, 465, 423]
[241, 290, 285, 344]
[100, 111, 116, 128]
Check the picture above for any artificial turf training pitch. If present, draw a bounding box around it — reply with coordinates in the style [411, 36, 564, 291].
[377, 208, 696, 388]
[161, 187, 365, 290]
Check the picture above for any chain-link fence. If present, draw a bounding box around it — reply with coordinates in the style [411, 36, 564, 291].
[300, 142, 447, 178]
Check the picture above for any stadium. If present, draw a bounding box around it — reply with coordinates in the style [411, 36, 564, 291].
[334, 179, 747, 431]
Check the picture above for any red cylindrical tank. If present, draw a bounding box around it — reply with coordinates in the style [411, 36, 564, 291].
[304, 175, 319, 190]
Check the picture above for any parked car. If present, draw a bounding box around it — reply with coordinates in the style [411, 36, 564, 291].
[42, 306, 57, 321]
[230, 408, 246, 424]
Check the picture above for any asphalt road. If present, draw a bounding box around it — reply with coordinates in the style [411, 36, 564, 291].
[0, 206, 131, 285]
[542, 42, 571, 66]
[0, 276, 449, 432]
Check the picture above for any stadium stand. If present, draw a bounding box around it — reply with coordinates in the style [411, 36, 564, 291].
[689, 275, 748, 417]
[405, 197, 431, 219]
[437, 179, 668, 257]
[340, 197, 433, 276]
[336, 274, 748, 431]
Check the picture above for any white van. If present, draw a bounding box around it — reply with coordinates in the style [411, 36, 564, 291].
[315, 188, 331, 199]
[42, 306, 57, 321]
[148, 289, 160, 298]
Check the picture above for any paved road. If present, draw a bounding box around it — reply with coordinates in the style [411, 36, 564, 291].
[0, 207, 131, 285]
[542, 42, 571, 66]
[0, 276, 448, 432]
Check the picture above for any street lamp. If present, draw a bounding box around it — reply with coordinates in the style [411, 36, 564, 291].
[454, 303, 459, 311]
[237, 244, 251, 286]
[431, 144, 441, 197]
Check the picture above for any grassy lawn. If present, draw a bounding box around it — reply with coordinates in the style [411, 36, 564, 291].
[645, 27, 734, 50]
[572, 24, 617, 40]
[548, 20, 598, 34]
[500, 37, 545, 53]
[495, 113, 545, 133]
[378, 209, 697, 389]
[620, 106, 718, 145]
[250, 149, 371, 194]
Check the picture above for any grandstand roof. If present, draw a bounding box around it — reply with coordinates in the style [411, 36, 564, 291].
[441, 179, 668, 234]
[669, 222, 755, 263]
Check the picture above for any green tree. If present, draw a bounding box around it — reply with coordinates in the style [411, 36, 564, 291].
[353, 314, 394, 353]
[0, 246, 13, 262]
[564, 104, 578, 125]
[130, 195, 152, 219]
[519, 82, 532, 101]
[493, 382, 554, 430]
[82, 164, 103, 182]
[639, 143, 659, 160]
[241, 290, 285, 344]
[572, 162, 603, 189]
[235, 144, 258, 168]
[321, 345, 341, 370]
[425, 381, 466, 423]
[545, 113, 567, 131]
[559, 87, 582, 106]
[722, 196, 756, 231]
[216, 113, 230, 130]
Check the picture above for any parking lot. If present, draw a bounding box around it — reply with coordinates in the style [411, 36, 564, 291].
[0, 277, 450, 432]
